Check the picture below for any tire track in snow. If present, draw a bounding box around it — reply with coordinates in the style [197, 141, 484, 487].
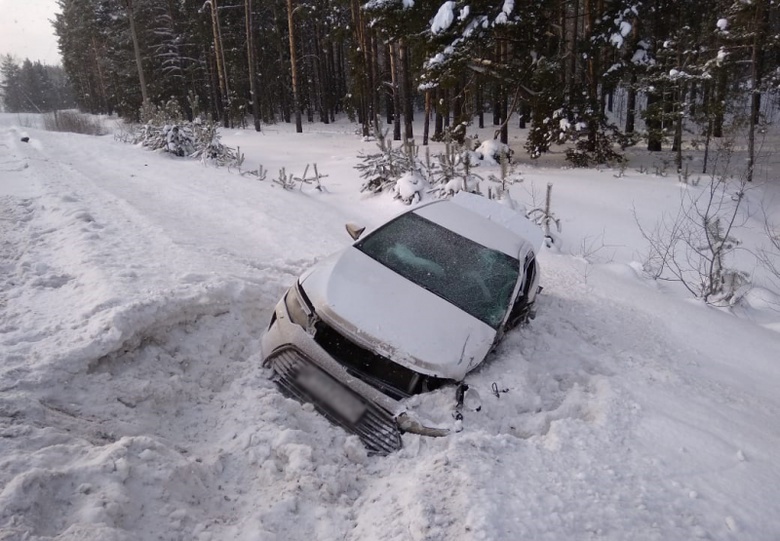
[0, 128, 373, 540]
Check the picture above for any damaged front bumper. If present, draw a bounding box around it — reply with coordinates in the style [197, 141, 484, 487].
[262, 293, 449, 455]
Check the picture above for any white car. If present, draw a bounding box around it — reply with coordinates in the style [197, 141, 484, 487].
[262, 192, 543, 454]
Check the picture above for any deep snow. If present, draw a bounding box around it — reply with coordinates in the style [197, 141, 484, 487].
[1, 114, 779, 541]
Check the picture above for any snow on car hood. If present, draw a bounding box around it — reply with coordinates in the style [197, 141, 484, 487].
[300, 247, 497, 380]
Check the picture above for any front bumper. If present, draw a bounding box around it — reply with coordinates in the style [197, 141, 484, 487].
[262, 295, 448, 454]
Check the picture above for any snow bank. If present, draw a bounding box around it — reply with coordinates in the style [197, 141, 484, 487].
[1, 117, 779, 540]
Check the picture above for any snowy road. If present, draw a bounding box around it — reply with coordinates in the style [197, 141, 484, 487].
[2, 120, 779, 540]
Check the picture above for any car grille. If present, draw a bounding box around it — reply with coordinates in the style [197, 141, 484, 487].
[313, 321, 448, 400]
[268, 347, 403, 455]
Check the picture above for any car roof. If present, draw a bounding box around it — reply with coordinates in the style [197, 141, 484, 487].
[412, 192, 544, 259]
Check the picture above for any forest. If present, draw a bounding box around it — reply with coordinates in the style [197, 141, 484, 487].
[2, 0, 779, 172]
[0, 57, 75, 113]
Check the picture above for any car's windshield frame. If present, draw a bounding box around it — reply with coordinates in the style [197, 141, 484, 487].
[355, 211, 520, 328]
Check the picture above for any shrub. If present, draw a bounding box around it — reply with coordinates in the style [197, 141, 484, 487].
[124, 99, 240, 167]
[43, 111, 106, 136]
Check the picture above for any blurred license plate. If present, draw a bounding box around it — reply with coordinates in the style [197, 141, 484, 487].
[297, 367, 366, 424]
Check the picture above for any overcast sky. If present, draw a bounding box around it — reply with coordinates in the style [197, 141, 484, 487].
[0, 0, 62, 65]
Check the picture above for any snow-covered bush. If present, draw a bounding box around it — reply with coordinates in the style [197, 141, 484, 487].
[487, 151, 523, 200]
[429, 143, 482, 198]
[475, 139, 513, 165]
[274, 164, 328, 191]
[564, 127, 626, 168]
[430, 121, 468, 145]
[636, 174, 751, 306]
[355, 129, 409, 194]
[758, 219, 780, 291]
[125, 99, 240, 167]
[355, 134, 494, 203]
[164, 124, 195, 156]
[526, 182, 561, 246]
[43, 111, 106, 136]
[395, 171, 425, 204]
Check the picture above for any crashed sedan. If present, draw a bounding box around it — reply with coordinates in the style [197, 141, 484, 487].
[262, 191, 543, 454]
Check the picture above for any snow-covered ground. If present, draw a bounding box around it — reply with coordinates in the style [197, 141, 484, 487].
[1, 114, 779, 540]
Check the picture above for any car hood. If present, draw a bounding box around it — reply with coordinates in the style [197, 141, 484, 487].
[300, 247, 497, 380]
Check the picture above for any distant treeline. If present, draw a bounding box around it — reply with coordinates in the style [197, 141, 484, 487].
[37, 1, 780, 169]
[0, 56, 76, 113]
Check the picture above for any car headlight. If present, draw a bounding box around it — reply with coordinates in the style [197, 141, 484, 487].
[284, 283, 312, 329]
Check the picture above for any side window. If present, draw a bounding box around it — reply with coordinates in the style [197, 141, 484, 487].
[505, 252, 535, 329]
[521, 253, 536, 299]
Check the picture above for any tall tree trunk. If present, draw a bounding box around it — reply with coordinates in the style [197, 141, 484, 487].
[453, 80, 463, 126]
[713, 68, 727, 138]
[401, 40, 413, 140]
[335, 41, 346, 117]
[702, 82, 713, 174]
[673, 84, 686, 172]
[568, 0, 580, 101]
[314, 25, 330, 124]
[123, 0, 149, 106]
[584, 0, 600, 153]
[518, 100, 527, 129]
[349, 0, 372, 136]
[390, 42, 401, 140]
[209, 0, 230, 127]
[499, 42, 508, 144]
[204, 46, 221, 121]
[91, 37, 109, 113]
[369, 32, 380, 132]
[245, 0, 261, 131]
[384, 45, 394, 125]
[625, 73, 636, 134]
[476, 81, 484, 129]
[500, 88, 508, 144]
[492, 83, 500, 125]
[646, 90, 662, 151]
[443, 88, 450, 128]
[434, 88, 444, 139]
[325, 41, 337, 120]
[423, 89, 431, 145]
[747, 0, 769, 183]
[271, 3, 290, 123]
[286, 0, 303, 132]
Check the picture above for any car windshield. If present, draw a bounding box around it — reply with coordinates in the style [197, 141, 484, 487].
[355, 211, 520, 328]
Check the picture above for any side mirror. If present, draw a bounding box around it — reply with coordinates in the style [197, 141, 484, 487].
[346, 223, 366, 241]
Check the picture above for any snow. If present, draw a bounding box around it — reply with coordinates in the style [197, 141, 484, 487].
[632, 47, 651, 66]
[494, 0, 513, 25]
[610, 21, 632, 48]
[2, 115, 780, 540]
[717, 47, 728, 65]
[475, 139, 511, 164]
[431, 1, 455, 34]
[449, 191, 545, 252]
[717, 18, 728, 31]
[394, 170, 424, 203]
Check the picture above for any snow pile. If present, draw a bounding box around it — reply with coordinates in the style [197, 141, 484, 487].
[431, 1, 456, 34]
[475, 139, 512, 164]
[394, 171, 424, 204]
[1, 115, 779, 540]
